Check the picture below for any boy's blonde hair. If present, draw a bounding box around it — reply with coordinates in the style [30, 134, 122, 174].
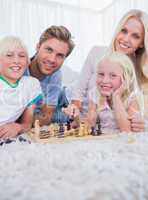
[0, 36, 29, 62]
[97, 52, 144, 115]
[110, 9, 148, 84]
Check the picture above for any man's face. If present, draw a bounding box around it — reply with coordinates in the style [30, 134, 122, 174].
[36, 38, 69, 76]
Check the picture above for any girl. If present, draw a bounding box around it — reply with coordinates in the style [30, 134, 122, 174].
[0, 36, 43, 139]
[94, 52, 143, 133]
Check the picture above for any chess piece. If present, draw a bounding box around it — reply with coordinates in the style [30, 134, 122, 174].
[34, 120, 40, 139]
[58, 123, 65, 138]
[96, 116, 102, 135]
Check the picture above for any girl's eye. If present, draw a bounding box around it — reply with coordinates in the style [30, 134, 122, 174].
[110, 74, 117, 78]
[6, 54, 13, 57]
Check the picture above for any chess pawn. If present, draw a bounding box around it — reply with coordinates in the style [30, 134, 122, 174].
[48, 124, 55, 137]
[79, 122, 85, 137]
[34, 120, 40, 139]
[54, 123, 59, 137]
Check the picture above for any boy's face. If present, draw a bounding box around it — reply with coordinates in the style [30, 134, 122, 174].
[0, 48, 28, 83]
[36, 38, 69, 76]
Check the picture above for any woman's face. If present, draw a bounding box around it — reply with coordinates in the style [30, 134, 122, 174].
[114, 16, 144, 55]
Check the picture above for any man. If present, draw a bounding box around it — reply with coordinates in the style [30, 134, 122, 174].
[25, 25, 75, 125]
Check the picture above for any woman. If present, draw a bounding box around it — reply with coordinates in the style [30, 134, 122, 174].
[65, 9, 148, 131]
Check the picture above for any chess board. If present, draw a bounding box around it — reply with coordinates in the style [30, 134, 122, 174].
[27, 120, 119, 144]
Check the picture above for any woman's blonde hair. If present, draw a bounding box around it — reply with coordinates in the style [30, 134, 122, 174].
[0, 36, 29, 62]
[110, 9, 148, 84]
[97, 52, 144, 115]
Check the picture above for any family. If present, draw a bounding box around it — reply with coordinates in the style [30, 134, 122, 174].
[0, 9, 148, 140]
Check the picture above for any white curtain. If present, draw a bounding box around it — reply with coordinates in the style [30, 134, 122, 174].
[0, 0, 148, 72]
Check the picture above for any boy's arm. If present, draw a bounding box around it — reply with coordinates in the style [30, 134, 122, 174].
[0, 106, 34, 139]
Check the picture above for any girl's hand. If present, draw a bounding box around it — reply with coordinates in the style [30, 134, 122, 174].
[62, 104, 80, 118]
[0, 123, 22, 139]
[112, 77, 126, 98]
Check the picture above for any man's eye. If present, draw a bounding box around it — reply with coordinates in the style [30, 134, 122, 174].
[46, 48, 52, 53]
[57, 54, 65, 59]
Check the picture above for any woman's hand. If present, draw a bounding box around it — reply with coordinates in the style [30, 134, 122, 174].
[128, 113, 144, 132]
[0, 123, 22, 139]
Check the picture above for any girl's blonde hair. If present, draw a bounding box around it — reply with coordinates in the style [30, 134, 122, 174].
[110, 9, 148, 85]
[0, 36, 29, 62]
[97, 52, 144, 115]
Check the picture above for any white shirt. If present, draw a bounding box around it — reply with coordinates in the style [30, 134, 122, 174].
[0, 76, 42, 125]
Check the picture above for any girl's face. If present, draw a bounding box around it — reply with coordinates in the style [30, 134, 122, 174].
[97, 59, 123, 97]
[0, 47, 28, 83]
[114, 16, 144, 55]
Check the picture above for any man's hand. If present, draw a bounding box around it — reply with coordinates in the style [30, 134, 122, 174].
[34, 104, 55, 126]
[0, 123, 22, 139]
[62, 103, 80, 118]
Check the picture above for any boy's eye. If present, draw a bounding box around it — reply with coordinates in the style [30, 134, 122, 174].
[19, 54, 26, 58]
[98, 72, 104, 77]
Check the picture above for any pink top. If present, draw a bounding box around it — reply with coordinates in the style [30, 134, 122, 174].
[99, 101, 120, 134]
[98, 93, 139, 134]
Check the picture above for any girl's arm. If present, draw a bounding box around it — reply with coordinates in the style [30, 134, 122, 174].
[112, 93, 140, 132]
[0, 106, 34, 139]
[112, 94, 131, 132]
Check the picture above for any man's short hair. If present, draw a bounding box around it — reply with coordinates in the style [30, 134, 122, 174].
[39, 25, 75, 57]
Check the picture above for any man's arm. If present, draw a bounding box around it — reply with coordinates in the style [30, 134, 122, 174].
[34, 104, 56, 126]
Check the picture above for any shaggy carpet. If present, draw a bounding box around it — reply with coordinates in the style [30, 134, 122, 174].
[0, 133, 148, 200]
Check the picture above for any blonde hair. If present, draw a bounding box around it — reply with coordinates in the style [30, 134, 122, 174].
[97, 52, 144, 115]
[0, 36, 29, 62]
[110, 9, 148, 84]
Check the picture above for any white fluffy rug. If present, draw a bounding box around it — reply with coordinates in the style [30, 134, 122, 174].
[0, 133, 148, 200]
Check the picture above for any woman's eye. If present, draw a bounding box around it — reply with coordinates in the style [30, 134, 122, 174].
[132, 34, 140, 39]
[121, 28, 127, 34]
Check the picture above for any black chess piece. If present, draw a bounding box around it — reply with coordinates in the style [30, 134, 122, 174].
[96, 116, 102, 135]
[58, 123, 65, 138]
[90, 126, 96, 136]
